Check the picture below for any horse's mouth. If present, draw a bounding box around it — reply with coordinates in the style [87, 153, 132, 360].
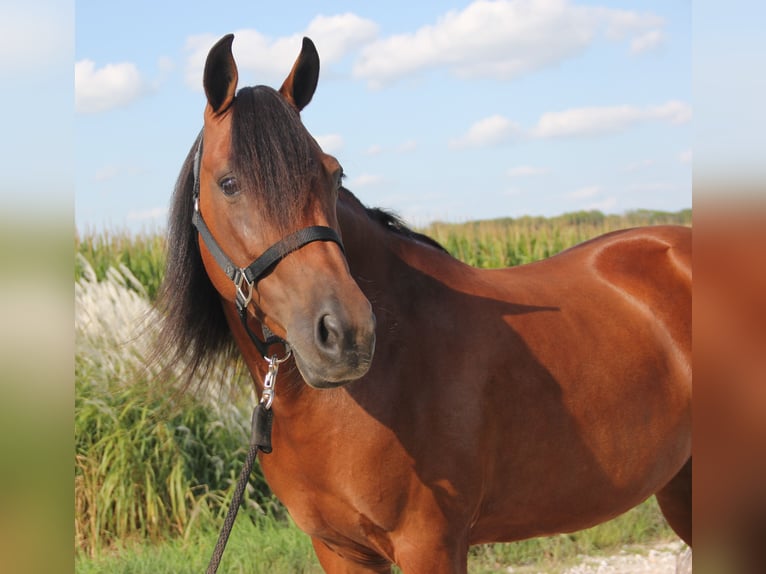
[291, 344, 374, 389]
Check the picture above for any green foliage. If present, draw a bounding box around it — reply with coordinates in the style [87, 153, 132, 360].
[75, 517, 322, 574]
[423, 208, 691, 268]
[75, 230, 166, 300]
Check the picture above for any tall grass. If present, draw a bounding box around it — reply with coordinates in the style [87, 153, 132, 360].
[75, 258, 281, 558]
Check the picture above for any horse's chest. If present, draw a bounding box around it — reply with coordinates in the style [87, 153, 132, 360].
[260, 445, 407, 543]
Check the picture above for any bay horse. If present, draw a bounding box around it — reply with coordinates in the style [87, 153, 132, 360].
[157, 34, 691, 573]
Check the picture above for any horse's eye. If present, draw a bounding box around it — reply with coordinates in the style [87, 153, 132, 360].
[219, 176, 239, 197]
[336, 167, 345, 190]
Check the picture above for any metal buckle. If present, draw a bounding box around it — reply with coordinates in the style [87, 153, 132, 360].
[234, 269, 254, 311]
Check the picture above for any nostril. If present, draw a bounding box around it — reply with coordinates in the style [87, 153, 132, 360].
[317, 314, 341, 350]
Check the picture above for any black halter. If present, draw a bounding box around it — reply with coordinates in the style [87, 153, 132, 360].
[190, 134, 344, 359]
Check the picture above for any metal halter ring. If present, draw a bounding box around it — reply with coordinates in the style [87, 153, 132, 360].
[260, 350, 292, 409]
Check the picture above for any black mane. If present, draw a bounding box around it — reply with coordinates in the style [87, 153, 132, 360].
[364, 204, 448, 253]
[152, 138, 239, 389]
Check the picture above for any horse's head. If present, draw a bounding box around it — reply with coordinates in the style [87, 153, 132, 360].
[193, 34, 375, 388]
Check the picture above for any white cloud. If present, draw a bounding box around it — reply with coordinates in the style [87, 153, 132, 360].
[533, 105, 635, 137]
[185, 13, 378, 90]
[507, 165, 547, 177]
[563, 184, 616, 212]
[365, 140, 418, 155]
[75, 59, 146, 114]
[567, 185, 602, 200]
[127, 207, 167, 222]
[679, 149, 692, 164]
[93, 165, 120, 183]
[531, 100, 692, 138]
[647, 100, 694, 124]
[157, 56, 175, 74]
[450, 115, 521, 149]
[503, 187, 526, 197]
[586, 196, 618, 212]
[92, 164, 146, 183]
[316, 133, 344, 154]
[353, 0, 665, 88]
[627, 182, 676, 193]
[631, 29, 664, 54]
[452, 100, 689, 148]
[304, 13, 380, 62]
[624, 159, 655, 172]
[598, 7, 663, 40]
[348, 173, 385, 188]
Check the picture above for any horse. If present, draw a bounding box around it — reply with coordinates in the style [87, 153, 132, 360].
[155, 34, 692, 573]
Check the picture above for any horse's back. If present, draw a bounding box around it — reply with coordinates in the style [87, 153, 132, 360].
[498, 225, 692, 352]
[499, 224, 693, 390]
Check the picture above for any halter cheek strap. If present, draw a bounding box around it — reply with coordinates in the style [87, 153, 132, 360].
[190, 134, 345, 359]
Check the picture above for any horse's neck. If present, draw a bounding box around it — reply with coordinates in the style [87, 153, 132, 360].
[337, 199, 395, 277]
[336, 199, 418, 304]
[336, 195, 467, 300]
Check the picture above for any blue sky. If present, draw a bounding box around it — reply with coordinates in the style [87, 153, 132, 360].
[75, 0, 691, 232]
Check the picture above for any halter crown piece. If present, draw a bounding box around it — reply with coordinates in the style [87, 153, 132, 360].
[190, 133, 345, 359]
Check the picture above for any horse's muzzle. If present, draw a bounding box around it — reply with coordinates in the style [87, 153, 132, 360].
[293, 304, 376, 388]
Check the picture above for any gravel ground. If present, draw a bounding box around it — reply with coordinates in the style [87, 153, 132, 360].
[504, 541, 691, 574]
[562, 541, 691, 574]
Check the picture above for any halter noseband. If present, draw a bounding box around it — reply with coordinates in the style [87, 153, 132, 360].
[190, 134, 345, 359]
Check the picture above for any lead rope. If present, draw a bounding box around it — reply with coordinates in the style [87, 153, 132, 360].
[205, 350, 290, 574]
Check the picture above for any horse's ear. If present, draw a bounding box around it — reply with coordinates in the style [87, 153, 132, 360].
[203, 34, 238, 115]
[279, 37, 320, 111]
